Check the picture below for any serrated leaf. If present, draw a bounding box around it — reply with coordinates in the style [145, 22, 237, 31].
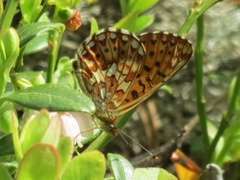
[108, 153, 134, 180]
[1, 84, 95, 114]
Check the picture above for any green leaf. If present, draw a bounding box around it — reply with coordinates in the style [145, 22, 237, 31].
[135, 15, 154, 32]
[228, 76, 240, 111]
[0, 134, 14, 156]
[57, 137, 73, 176]
[62, 151, 106, 180]
[0, 28, 20, 66]
[0, 28, 19, 95]
[119, 0, 128, 16]
[19, 0, 43, 23]
[133, 168, 177, 180]
[0, 155, 17, 175]
[90, 18, 99, 35]
[16, 71, 46, 85]
[0, 102, 18, 133]
[20, 110, 51, 154]
[41, 112, 61, 147]
[114, 11, 139, 32]
[108, 153, 134, 180]
[16, 144, 60, 180]
[24, 34, 48, 54]
[1, 84, 96, 113]
[18, 22, 65, 47]
[47, 0, 74, 8]
[0, 164, 12, 180]
[128, 0, 158, 14]
[56, 57, 74, 78]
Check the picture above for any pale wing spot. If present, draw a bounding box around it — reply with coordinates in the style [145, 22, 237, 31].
[100, 85, 106, 100]
[88, 41, 95, 48]
[82, 50, 87, 55]
[109, 32, 117, 39]
[98, 34, 106, 41]
[131, 39, 140, 49]
[183, 44, 190, 54]
[107, 63, 117, 77]
[121, 34, 129, 41]
[171, 57, 178, 67]
[92, 68, 106, 83]
[138, 47, 145, 56]
[178, 43, 184, 50]
[121, 29, 130, 34]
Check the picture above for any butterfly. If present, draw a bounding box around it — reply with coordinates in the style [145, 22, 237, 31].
[73, 27, 193, 136]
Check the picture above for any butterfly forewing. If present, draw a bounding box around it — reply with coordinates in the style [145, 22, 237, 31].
[138, 32, 192, 84]
[116, 32, 193, 114]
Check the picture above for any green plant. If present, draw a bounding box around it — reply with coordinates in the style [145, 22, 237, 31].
[0, 0, 239, 179]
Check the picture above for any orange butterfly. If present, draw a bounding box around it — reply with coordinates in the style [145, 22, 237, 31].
[73, 28, 193, 136]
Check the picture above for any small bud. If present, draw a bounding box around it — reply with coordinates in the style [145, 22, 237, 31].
[58, 9, 82, 31]
[30, 71, 45, 85]
[10, 73, 33, 90]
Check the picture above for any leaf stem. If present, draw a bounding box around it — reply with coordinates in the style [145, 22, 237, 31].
[0, 0, 18, 32]
[178, 0, 223, 36]
[46, 31, 63, 83]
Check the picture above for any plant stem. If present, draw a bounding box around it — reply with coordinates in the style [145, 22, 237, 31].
[0, 0, 18, 32]
[179, 0, 223, 36]
[46, 31, 63, 83]
[14, 47, 26, 72]
[195, 14, 210, 165]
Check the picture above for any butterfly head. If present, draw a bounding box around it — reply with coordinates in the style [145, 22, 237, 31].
[97, 118, 118, 136]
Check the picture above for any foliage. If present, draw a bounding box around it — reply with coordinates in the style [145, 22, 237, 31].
[0, 0, 239, 179]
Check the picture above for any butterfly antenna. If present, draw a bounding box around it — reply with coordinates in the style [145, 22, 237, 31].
[117, 129, 158, 160]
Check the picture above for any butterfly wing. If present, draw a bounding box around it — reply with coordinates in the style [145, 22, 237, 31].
[116, 32, 193, 114]
[73, 28, 146, 120]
